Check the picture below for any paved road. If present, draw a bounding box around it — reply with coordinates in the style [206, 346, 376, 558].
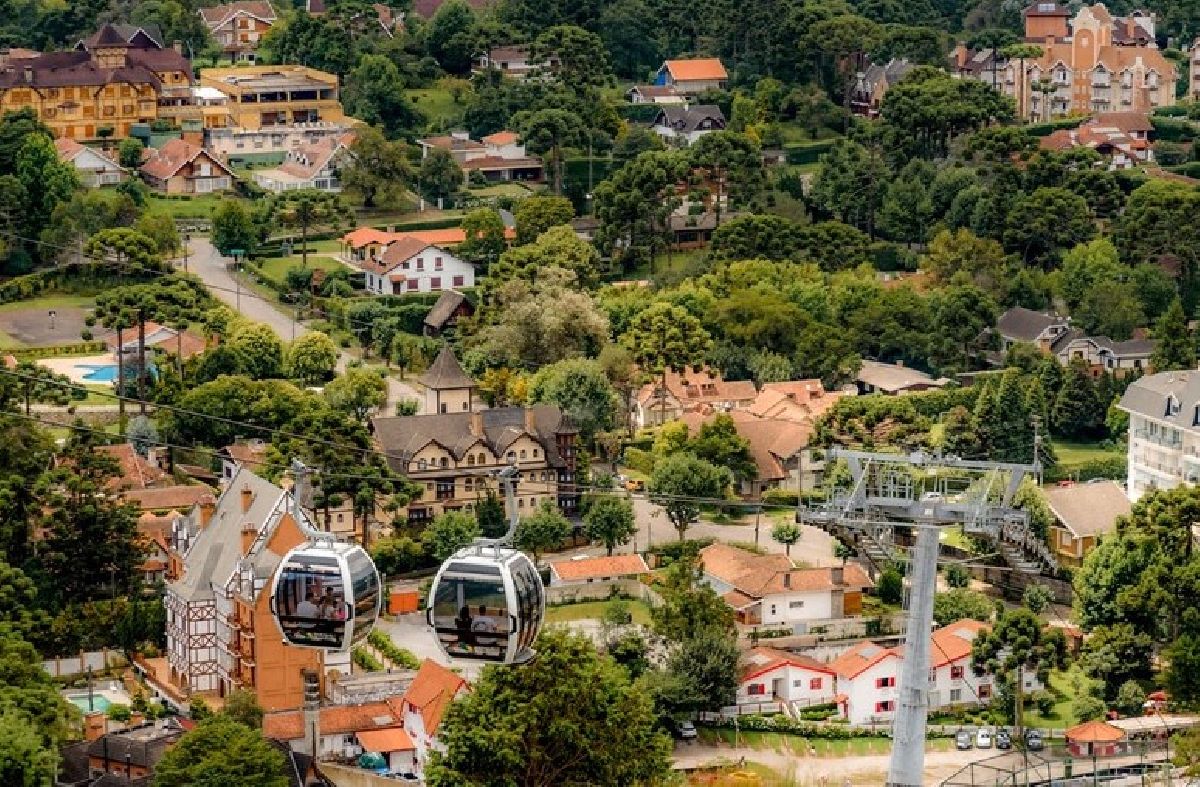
[184, 237, 423, 414]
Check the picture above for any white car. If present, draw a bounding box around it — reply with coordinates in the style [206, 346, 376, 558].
[975, 727, 993, 748]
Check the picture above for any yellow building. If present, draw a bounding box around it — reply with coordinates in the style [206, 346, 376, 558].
[199, 65, 345, 131]
[0, 24, 193, 141]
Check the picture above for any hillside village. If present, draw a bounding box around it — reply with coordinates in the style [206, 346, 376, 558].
[6, 0, 1200, 785]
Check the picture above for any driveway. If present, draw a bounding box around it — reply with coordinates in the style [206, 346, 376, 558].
[183, 237, 423, 414]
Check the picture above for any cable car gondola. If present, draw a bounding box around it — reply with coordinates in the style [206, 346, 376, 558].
[269, 462, 382, 651]
[427, 466, 545, 665]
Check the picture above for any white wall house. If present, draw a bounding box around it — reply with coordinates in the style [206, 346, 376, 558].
[54, 138, 126, 186]
[398, 660, 469, 778]
[830, 641, 902, 726]
[737, 647, 838, 709]
[1118, 370, 1200, 501]
[357, 238, 474, 296]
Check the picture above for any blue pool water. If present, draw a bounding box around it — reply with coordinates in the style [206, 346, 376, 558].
[78, 364, 119, 382]
[66, 694, 111, 713]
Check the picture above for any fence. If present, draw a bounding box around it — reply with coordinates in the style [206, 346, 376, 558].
[971, 565, 1073, 605]
[699, 701, 784, 722]
[940, 740, 1174, 786]
[545, 577, 663, 606]
[42, 649, 126, 678]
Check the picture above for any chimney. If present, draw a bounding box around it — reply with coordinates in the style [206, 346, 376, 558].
[240, 485, 254, 513]
[130, 711, 145, 727]
[84, 711, 106, 741]
[172, 40, 183, 54]
[470, 410, 484, 438]
[831, 566, 844, 585]
[198, 496, 216, 528]
[302, 668, 321, 759]
[783, 572, 791, 589]
[240, 522, 257, 555]
[523, 408, 536, 434]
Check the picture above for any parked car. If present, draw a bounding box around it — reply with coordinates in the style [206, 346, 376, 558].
[975, 727, 993, 748]
[1025, 729, 1045, 751]
[677, 720, 698, 740]
[626, 479, 645, 492]
[996, 728, 1012, 750]
[955, 729, 973, 750]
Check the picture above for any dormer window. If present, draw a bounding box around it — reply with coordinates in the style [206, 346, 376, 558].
[417, 459, 427, 471]
[1167, 395, 1181, 417]
[1192, 406, 1200, 427]
[440, 457, 449, 469]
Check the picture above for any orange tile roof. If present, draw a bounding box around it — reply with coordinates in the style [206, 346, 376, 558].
[722, 589, 757, 609]
[827, 641, 900, 679]
[263, 701, 397, 740]
[97, 444, 167, 491]
[342, 227, 399, 249]
[550, 554, 648, 581]
[122, 484, 213, 513]
[54, 137, 86, 161]
[664, 58, 727, 82]
[929, 619, 988, 668]
[357, 726, 415, 752]
[741, 646, 836, 682]
[482, 131, 518, 146]
[699, 543, 872, 598]
[344, 226, 516, 250]
[1066, 720, 1126, 743]
[223, 441, 270, 467]
[140, 138, 232, 181]
[401, 659, 468, 733]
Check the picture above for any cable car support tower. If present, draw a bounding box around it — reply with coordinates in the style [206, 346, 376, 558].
[797, 449, 1053, 786]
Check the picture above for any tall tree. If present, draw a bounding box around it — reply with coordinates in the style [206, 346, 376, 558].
[514, 500, 571, 564]
[419, 148, 463, 202]
[341, 127, 412, 209]
[1052, 358, 1102, 440]
[649, 454, 731, 541]
[593, 150, 689, 269]
[514, 195, 574, 245]
[621, 302, 711, 425]
[583, 496, 637, 556]
[528, 358, 618, 441]
[344, 55, 424, 136]
[210, 199, 258, 257]
[1151, 298, 1194, 372]
[154, 716, 289, 787]
[514, 108, 585, 195]
[427, 629, 671, 787]
[264, 190, 352, 269]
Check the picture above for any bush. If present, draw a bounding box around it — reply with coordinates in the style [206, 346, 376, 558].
[107, 703, 132, 722]
[623, 447, 655, 475]
[703, 714, 897, 739]
[646, 537, 715, 566]
[1033, 691, 1056, 716]
[367, 629, 421, 669]
[352, 647, 384, 672]
[14, 341, 107, 359]
[786, 139, 837, 165]
[878, 566, 904, 605]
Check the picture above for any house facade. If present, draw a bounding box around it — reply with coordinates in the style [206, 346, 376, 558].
[699, 543, 872, 626]
[654, 58, 728, 94]
[397, 660, 469, 778]
[163, 468, 322, 711]
[474, 46, 558, 80]
[373, 356, 580, 523]
[737, 646, 838, 709]
[851, 58, 912, 117]
[54, 137, 125, 185]
[1045, 480, 1131, 566]
[856, 360, 950, 395]
[1040, 111, 1156, 167]
[417, 129, 543, 181]
[991, 307, 1153, 376]
[356, 237, 474, 296]
[626, 84, 685, 104]
[999, 3, 1175, 119]
[652, 104, 727, 146]
[1117, 370, 1200, 501]
[139, 138, 234, 194]
[199, 1, 277, 63]
[632, 365, 756, 429]
[253, 132, 352, 193]
[0, 24, 194, 141]
[548, 554, 649, 586]
[198, 65, 347, 131]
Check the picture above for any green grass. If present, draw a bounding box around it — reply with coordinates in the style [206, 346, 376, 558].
[406, 88, 466, 126]
[0, 295, 95, 313]
[146, 193, 235, 220]
[1053, 440, 1124, 468]
[467, 182, 534, 198]
[1023, 666, 1098, 729]
[543, 599, 653, 626]
[697, 728, 953, 756]
[620, 247, 708, 282]
[939, 527, 973, 551]
[253, 254, 346, 285]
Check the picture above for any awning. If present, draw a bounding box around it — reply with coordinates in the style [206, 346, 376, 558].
[357, 727, 415, 753]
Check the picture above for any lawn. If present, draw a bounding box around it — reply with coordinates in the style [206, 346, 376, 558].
[0, 295, 95, 313]
[696, 728, 953, 756]
[619, 247, 708, 282]
[1053, 440, 1124, 468]
[406, 88, 466, 126]
[466, 182, 534, 198]
[147, 193, 234, 220]
[253, 254, 347, 286]
[543, 599, 654, 626]
[1022, 666, 1098, 729]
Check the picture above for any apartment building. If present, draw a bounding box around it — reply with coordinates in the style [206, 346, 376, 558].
[1117, 370, 1200, 501]
[199, 1, 277, 64]
[199, 65, 347, 131]
[958, 3, 1175, 119]
[0, 24, 193, 140]
[163, 467, 322, 711]
[371, 348, 580, 522]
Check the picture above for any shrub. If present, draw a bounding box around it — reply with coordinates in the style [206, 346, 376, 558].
[352, 647, 384, 672]
[1033, 690, 1055, 716]
[623, 447, 655, 475]
[646, 537, 715, 566]
[366, 630, 421, 669]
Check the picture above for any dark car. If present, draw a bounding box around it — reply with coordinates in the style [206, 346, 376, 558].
[1025, 729, 1045, 751]
[996, 728, 1012, 750]
[955, 729, 973, 750]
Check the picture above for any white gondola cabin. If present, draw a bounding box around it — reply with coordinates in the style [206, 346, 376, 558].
[427, 546, 544, 664]
[270, 541, 381, 651]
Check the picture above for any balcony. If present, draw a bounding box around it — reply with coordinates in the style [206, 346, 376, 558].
[1133, 429, 1182, 450]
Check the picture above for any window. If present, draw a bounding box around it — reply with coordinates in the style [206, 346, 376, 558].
[533, 449, 540, 458]
[416, 258, 424, 271]
[950, 689, 962, 703]
[440, 403, 448, 414]
[478, 453, 486, 464]
[518, 498, 524, 508]
[507, 451, 515, 461]
[747, 683, 765, 696]
[769, 604, 776, 616]
[435, 257, 443, 270]
[417, 459, 427, 471]
[464, 478, 473, 492]
[875, 677, 896, 688]
[430, 277, 442, 290]
[950, 665, 965, 680]
[453, 275, 465, 287]
[789, 600, 804, 609]
[467, 455, 475, 466]
[439, 457, 449, 469]
[407, 280, 418, 291]
[810, 678, 823, 690]
[929, 668, 936, 682]
[978, 684, 992, 699]
[875, 701, 894, 713]
[519, 450, 526, 459]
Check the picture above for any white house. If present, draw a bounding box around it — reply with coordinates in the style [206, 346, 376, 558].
[737, 646, 838, 709]
[829, 640, 902, 726]
[699, 543, 873, 626]
[652, 104, 727, 146]
[54, 137, 125, 186]
[548, 553, 649, 586]
[253, 133, 352, 193]
[626, 84, 686, 105]
[357, 237, 474, 295]
[397, 659, 469, 778]
[1118, 370, 1200, 501]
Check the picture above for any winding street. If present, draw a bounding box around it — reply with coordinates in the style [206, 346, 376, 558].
[181, 236, 423, 414]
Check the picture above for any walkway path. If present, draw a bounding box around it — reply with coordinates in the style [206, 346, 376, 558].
[184, 237, 423, 415]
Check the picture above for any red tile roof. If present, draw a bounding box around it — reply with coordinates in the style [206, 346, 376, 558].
[549, 554, 649, 581]
[401, 659, 468, 733]
[699, 543, 873, 599]
[357, 726, 415, 752]
[140, 139, 233, 181]
[263, 701, 398, 740]
[96, 444, 167, 491]
[929, 619, 987, 668]
[481, 131, 518, 146]
[200, 1, 278, 27]
[121, 484, 213, 513]
[828, 641, 899, 679]
[342, 227, 398, 249]
[664, 58, 727, 82]
[741, 646, 836, 682]
[1066, 720, 1126, 743]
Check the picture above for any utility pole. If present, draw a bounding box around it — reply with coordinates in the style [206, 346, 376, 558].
[137, 308, 147, 414]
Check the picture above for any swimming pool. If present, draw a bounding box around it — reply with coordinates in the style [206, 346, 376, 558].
[78, 364, 120, 383]
[65, 693, 112, 713]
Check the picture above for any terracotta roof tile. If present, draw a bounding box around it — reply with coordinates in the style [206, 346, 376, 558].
[481, 131, 518, 145]
[741, 646, 836, 682]
[140, 139, 232, 181]
[200, 1, 278, 27]
[263, 701, 397, 740]
[550, 554, 648, 581]
[929, 619, 988, 668]
[96, 444, 167, 491]
[827, 641, 899, 679]
[121, 484, 213, 513]
[1066, 720, 1126, 742]
[356, 726, 415, 752]
[401, 659, 468, 733]
[664, 58, 727, 82]
[700, 543, 873, 599]
[342, 227, 398, 249]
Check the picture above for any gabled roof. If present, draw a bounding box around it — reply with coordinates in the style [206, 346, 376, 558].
[121, 484, 214, 513]
[741, 646, 836, 683]
[372, 405, 573, 471]
[635, 364, 755, 408]
[1044, 480, 1130, 538]
[400, 659, 468, 733]
[200, 1, 278, 28]
[996, 307, 1067, 342]
[263, 701, 398, 740]
[662, 58, 727, 81]
[418, 345, 475, 391]
[828, 641, 900, 679]
[550, 554, 649, 581]
[699, 543, 873, 598]
[140, 138, 234, 181]
[856, 360, 950, 393]
[97, 443, 168, 491]
[929, 619, 987, 668]
[275, 133, 352, 181]
[424, 289, 471, 330]
[482, 130, 518, 146]
[358, 236, 434, 276]
[654, 104, 727, 134]
[54, 137, 121, 169]
[356, 726, 415, 752]
[342, 227, 397, 249]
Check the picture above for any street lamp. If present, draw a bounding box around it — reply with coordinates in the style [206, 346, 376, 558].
[183, 232, 191, 272]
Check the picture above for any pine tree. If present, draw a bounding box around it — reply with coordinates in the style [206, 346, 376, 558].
[972, 376, 1001, 456]
[1052, 358, 1103, 439]
[1037, 358, 1064, 431]
[1151, 298, 1194, 372]
[942, 405, 981, 459]
[1024, 376, 1050, 433]
[994, 367, 1032, 462]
